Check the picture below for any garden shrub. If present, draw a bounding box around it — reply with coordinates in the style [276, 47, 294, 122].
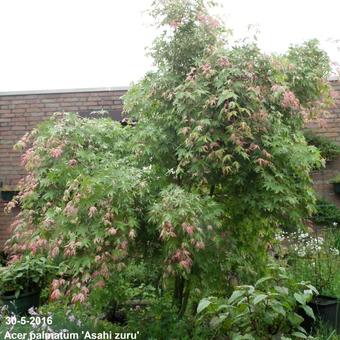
[0, 255, 56, 297]
[196, 265, 317, 339]
[304, 131, 340, 162]
[2, 0, 334, 332]
[124, 296, 195, 339]
[313, 198, 340, 227]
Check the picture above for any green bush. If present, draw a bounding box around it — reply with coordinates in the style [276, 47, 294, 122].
[0, 255, 56, 297]
[196, 265, 317, 339]
[283, 228, 340, 297]
[313, 198, 340, 227]
[3, 1, 334, 335]
[125, 297, 195, 340]
[304, 131, 340, 162]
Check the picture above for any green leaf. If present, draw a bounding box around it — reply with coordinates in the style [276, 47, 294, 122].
[209, 314, 227, 327]
[255, 276, 272, 287]
[291, 332, 307, 338]
[217, 90, 237, 107]
[288, 312, 304, 326]
[301, 305, 315, 321]
[232, 334, 255, 340]
[197, 298, 211, 314]
[228, 290, 245, 304]
[305, 284, 319, 295]
[294, 293, 306, 305]
[271, 303, 286, 316]
[253, 294, 267, 305]
[274, 286, 289, 295]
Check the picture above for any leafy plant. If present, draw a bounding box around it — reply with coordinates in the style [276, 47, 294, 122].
[196, 266, 317, 339]
[279, 228, 340, 297]
[0, 255, 55, 297]
[330, 173, 340, 184]
[3, 0, 333, 323]
[313, 320, 340, 340]
[313, 198, 340, 227]
[124, 295, 195, 340]
[304, 131, 340, 162]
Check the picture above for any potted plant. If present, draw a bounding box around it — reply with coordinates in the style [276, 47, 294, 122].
[330, 174, 340, 194]
[0, 255, 55, 314]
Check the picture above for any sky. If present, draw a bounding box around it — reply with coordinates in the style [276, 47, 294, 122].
[0, 0, 339, 92]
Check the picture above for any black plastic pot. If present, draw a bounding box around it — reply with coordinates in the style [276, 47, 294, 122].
[333, 183, 340, 195]
[0, 290, 41, 315]
[302, 295, 340, 334]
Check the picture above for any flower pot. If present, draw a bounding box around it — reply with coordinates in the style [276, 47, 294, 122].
[0, 290, 41, 315]
[333, 183, 340, 195]
[302, 295, 340, 334]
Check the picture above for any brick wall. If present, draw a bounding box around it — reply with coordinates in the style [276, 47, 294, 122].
[0, 87, 127, 248]
[306, 80, 340, 207]
[312, 159, 340, 206]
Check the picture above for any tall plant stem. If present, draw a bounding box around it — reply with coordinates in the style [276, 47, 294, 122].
[178, 280, 190, 319]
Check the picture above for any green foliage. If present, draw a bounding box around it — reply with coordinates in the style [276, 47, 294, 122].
[330, 173, 340, 184]
[313, 321, 340, 339]
[304, 131, 340, 162]
[149, 0, 227, 76]
[282, 228, 340, 297]
[125, 296, 195, 340]
[313, 198, 340, 227]
[285, 39, 332, 109]
[149, 184, 223, 278]
[0, 255, 55, 297]
[88, 260, 160, 316]
[3, 1, 334, 334]
[5, 113, 153, 303]
[196, 266, 317, 339]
